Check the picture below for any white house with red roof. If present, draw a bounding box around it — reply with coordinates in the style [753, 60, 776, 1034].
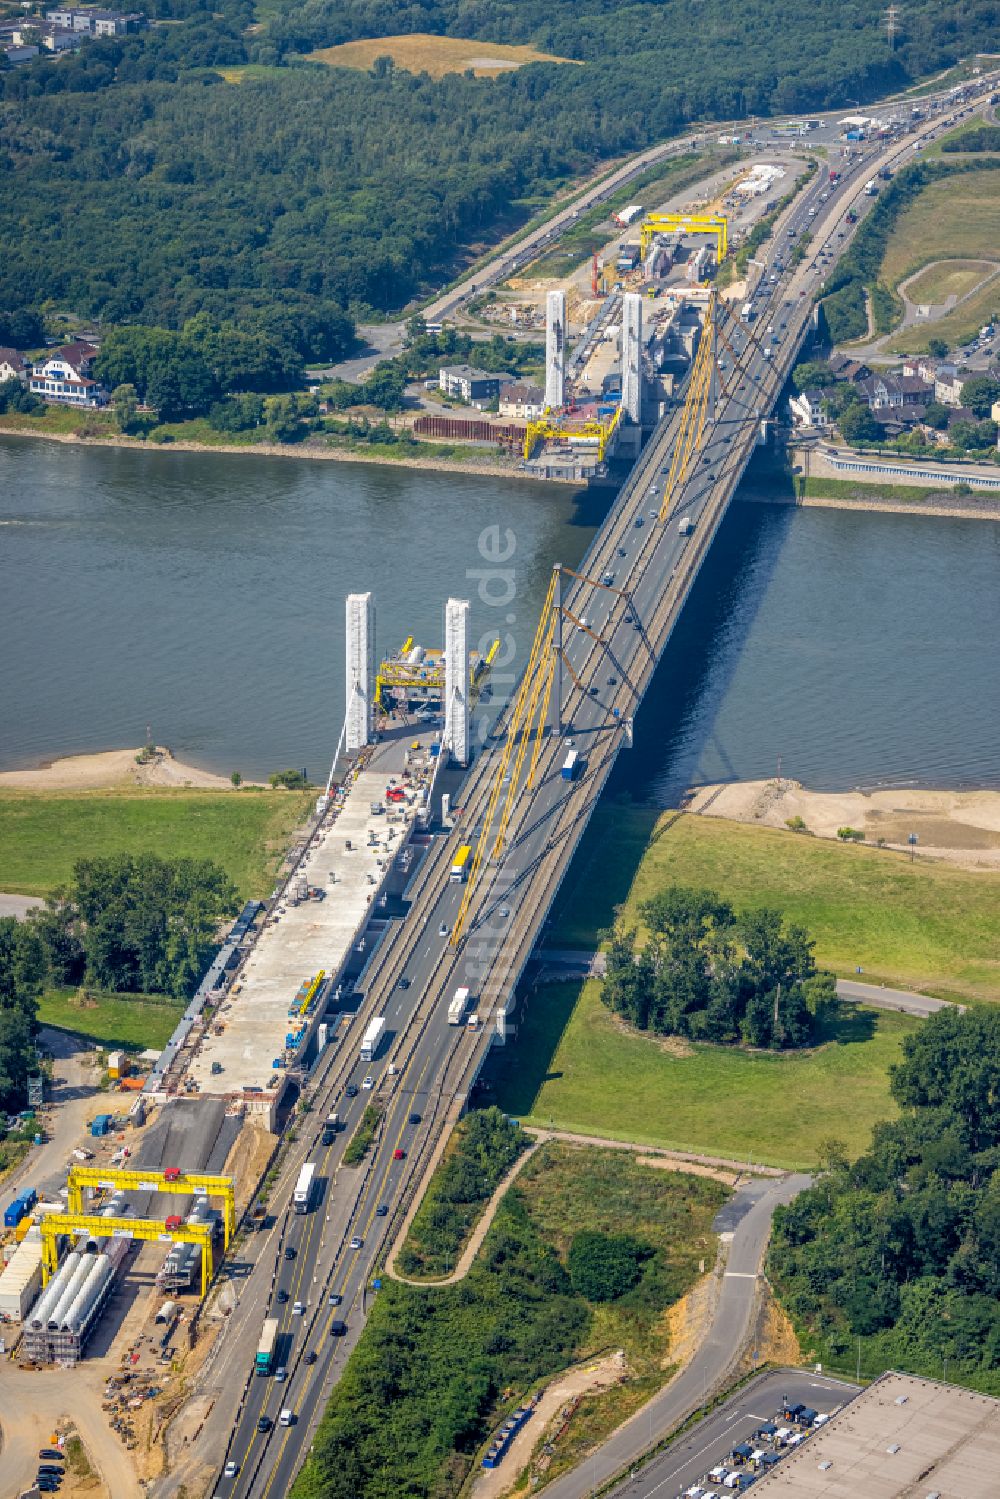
[30, 340, 109, 407]
[0, 348, 30, 383]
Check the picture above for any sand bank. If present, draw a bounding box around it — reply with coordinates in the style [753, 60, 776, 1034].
[0, 746, 244, 792]
[688, 779, 1000, 870]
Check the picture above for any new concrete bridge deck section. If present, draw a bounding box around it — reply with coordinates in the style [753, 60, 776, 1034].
[188, 740, 433, 1096]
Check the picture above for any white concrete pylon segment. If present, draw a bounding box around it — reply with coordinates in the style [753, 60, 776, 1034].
[622, 291, 642, 423]
[444, 596, 470, 766]
[545, 289, 566, 410]
[345, 591, 375, 753]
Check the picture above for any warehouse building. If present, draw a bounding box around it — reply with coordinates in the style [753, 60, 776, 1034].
[752, 1371, 1000, 1496]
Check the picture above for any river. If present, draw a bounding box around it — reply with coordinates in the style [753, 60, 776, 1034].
[2, 435, 998, 796]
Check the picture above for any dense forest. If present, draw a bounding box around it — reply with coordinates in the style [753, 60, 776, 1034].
[601, 886, 835, 1048]
[1, 0, 998, 348]
[770, 1008, 1000, 1391]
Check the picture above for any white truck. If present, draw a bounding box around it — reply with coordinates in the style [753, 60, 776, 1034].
[448, 987, 471, 1025]
[292, 1161, 317, 1214]
[360, 1016, 385, 1062]
[741, 301, 755, 322]
[678, 516, 694, 536]
[864, 178, 878, 195]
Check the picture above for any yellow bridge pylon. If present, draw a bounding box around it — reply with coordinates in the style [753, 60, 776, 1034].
[66, 1165, 236, 1249]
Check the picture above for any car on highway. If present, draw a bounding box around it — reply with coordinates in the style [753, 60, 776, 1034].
[362, 1074, 374, 1090]
[393, 1148, 405, 1160]
[293, 1300, 305, 1315]
[345, 1083, 359, 1098]
[618, 545, 626, 556]
[224, 1461, 239, 1478]
[276, 1288, 288, 1304]
[438, 922, 449, 937]
[409, 1111, 422, 1124]
[274, 1366, 287, 1381]
[376, 1203, 389, 1216]
[607, 674, 618, 685]
[349, 1235, 364, 1250]
[328, 1291, 342, 1305]
[284, 1246, 296, 1261]
[330, 1319, 348, 1336]
[256, 1416, 272, 1433]
[635, 515, 643, 527]
[499, 906, 510, 918]
[306, 1349, 318, 1365]
[589, 685, 598, 696]
[397, 976, 410, 989]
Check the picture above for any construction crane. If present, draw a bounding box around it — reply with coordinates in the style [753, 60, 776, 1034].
[639, 212, 728, 263]
[523, 406, 622, 463]
[40, 1214, 216, 1297]
[66, 1166, 237, 1249]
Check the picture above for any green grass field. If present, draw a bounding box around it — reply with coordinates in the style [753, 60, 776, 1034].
[547, 807, 1000, 1003]
[38, 986, 183, 1049]
[800, 476, 952, 504]
[0, 788, 312, 898]
[488, 979, 917, 1169]
[902, 258, 993, 303]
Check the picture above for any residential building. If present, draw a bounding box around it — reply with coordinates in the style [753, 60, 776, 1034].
[858, 372, 932, 411]
[46, 7, 145, 33]
[0, 349, 30, 383]
[29, 340, 108, 407]
[788, 388, 829, 428]
[933, 365, 965, 406]
[498, 381, 545, 420]
[4, 43, 38, 62]
[438, 365, 513, 409]
[41, 27, 80, 49]
[827, 352, 871, 382]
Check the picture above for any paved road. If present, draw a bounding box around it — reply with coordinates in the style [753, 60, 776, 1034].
[540, 951, 960, 1019]
[835, 978, 959, 1016]
[602, 1368, 859, 1499]
[541, 1176, 812, 1499]
[0, 893, 42, 920]
[4, 1028, 99, 1201]
[200, 76, 998, 1499]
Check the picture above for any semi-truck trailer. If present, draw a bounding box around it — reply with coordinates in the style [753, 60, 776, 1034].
[741, 301, 755, 321]
[256, 1317, 279, 1374]
[360, 1016, 385, 1062]
[292, 1161, 317, 1213]
[450, 845, 472, 882]
[321, 1112, 340, 1146]
[448, 987, 471, 1025]
[562, 749, 580, 781]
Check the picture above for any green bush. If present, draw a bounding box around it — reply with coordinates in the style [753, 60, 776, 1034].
[567, 1230, 648, 1301]
[397, 1107, 529, 1278]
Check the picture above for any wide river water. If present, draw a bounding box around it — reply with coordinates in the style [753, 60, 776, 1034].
[2, 435, 998, 798]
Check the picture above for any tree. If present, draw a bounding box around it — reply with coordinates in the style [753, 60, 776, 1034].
[269, 768, 310, 789]
[0, 916, 46, 1109]
[363, 362, 407, 412]
[230, 771, 242, 788]
[110, 382, 139, 434]
[65, 853, 238, 999]
[567, 1231, 648, 1301]
[838, 402, 881, 443]
[28, 891, 84, 987]
[927, 337, 949, 359]
[959, 374, 1000, 418]
[922, 400, 949, 430]
[791, 360, 837, 393]
[264, 394, 303, 442]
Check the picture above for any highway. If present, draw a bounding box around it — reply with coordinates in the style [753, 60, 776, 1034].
[211, 78, 997, 1499]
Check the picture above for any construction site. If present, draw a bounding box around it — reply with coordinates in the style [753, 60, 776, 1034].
[0, 591, 489, 1386]
[453, 153, 794, 480]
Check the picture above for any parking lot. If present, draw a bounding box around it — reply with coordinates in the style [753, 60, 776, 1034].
[608, 1369, 859, 1499]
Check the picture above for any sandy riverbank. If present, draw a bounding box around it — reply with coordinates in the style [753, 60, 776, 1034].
[688, 779, 1000, 870]
[0, 746, 245, 792]
[0, 420, 560, 483]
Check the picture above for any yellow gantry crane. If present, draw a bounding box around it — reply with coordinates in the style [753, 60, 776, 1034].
[40, 1214, 216, 1297]
[639, 212, 728, 262]
[523, 406, 622, 463]
[66, 1166, 236, 1249]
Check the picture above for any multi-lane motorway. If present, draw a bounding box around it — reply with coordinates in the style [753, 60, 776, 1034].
[214, 78, 996, 1499]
